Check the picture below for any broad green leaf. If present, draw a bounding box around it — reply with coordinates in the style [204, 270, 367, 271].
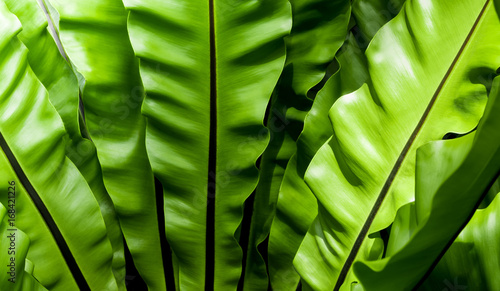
[45, 0, 165, 289]
[295, 0, 500, 289]
[268, 1, 408, 284]
[0, 2, 118, 289]
[419, 193, 500, 290]
[122, 0, 291, 289]
[3, 0, 126, 287]
[268, 1, 408, 287]
[0, 203, 48, 291]
[243, 0, 351, 289]
[354, 75, 500, 290]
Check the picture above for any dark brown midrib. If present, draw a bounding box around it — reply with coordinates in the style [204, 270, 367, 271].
[205, 0, 217, 289]
[154, 178, 176, 290]
[0, 132, 90, 291]
[333, 1, 491, 289]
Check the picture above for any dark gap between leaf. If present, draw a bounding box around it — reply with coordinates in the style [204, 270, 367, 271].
[124, 239, 147, 290]
[237, 156, 262, 290]
[155, 177, 176, 290]
[237, 189, 256, 291]
[442, 126, 477, 140]
[307, 60, 339, 99]
[379, 226, 390, 258]
[263, 91, 273, 127]
[257, 235, 270, 277]
[236, 82, 278, 290]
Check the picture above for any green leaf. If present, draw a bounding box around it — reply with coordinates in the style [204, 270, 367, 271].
[121, 0, 291, 289]
[243, 0, 351, 289]
[45, 0, 165, 289]
[268, 0, 407, 286]
[0, 2, 118, 289]
[283, 0, 351, 97]
[3, 0, 126, 287]
[0, 203, 48, 291]
[418, 192, 500, 291]
[354, 75, 500, 290]
[479, 177, 500, 208]
[4, 0, 80, 137]
[351, 0, 405, 46]
[268, 32, 369, 290]
[294, 0, 500, 289]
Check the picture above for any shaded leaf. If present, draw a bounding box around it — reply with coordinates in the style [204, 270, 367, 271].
[419, 193, 500, 291]
[244, 0, 351, 289]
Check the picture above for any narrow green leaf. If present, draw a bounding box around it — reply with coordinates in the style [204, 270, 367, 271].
[0, 3, 118, 289]
[269, 33, 369, 290]
[244, 0, 351, 289]
[45, 0, 165, 289]
[3, 0, 126, 287]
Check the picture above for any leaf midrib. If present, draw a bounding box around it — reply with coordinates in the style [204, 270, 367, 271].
[205, 0, 217, 289]
[333, 1, 491, 289]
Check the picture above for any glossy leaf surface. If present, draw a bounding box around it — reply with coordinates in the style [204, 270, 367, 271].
[122, 0, 291, 289]
[0, 0, 498, 289]
[295, 0, 500, 289]
[46, 0, 165, 289]
[244, 0, 351, 289]
[269, 1, 406, 287]
[355, 75, 500, 290]
[3, 0, 126, 286]
[0, 2, 118, 289]
[269, 33, 369, 290]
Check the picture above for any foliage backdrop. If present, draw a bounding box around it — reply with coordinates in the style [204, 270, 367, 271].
[0, 0, 499, 290]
